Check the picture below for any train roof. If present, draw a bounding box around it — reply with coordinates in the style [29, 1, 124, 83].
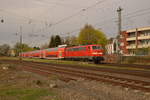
[66, 44, 102, 48]
[21, 44, 102, 54]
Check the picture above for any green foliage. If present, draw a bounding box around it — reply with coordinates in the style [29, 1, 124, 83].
[55, 35, 62, 47]
[33, 47, 40, 50]
[0, 88, 55, 100]
[0, 44, 10, 56]
[40, 43, 49, 49]
[64, 36, 78, 46]
[78, 24, 107, 46]
[49, 35, 62, 48]
[14, 43, 34, 56]
[49, 36, 55, 48]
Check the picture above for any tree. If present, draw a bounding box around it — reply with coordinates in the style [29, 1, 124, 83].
[78, 24, 107, 46]
[40, 43, 49, 49]
[48, 35, 62, 48]
[64, 36, 78, 46]
[33, 47, 40, 50]
[0, 44, 10, 56]
[14, 43, 33, 56]
[55, 35, 62, 47]
[49, 36, 55, 48]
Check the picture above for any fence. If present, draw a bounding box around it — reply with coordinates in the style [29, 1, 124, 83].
[104, 55, 150, 64]
[121, 56, 150, 64]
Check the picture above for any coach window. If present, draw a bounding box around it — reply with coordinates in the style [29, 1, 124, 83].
[74, 48, 78, 51]
[92, 46, 103, 50]
[79, 47, 83, 51]
[72, 48, 74, 51]
[70, 48, 73, 51]
[68, 48, 72, 51]
[83, 47, 85, 50]
[88, 46, 90, 50]
[53, 48, 58, 51]
[79, 47, 81, 51]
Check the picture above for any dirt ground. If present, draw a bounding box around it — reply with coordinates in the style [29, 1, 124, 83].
[0, 62, 150, 100]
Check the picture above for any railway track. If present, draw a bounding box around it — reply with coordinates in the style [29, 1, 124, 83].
[98, 63, 150, 70]
[21, 62, 150, 93]
[1, 59, 150, 78]
[21, 60, 150, 78]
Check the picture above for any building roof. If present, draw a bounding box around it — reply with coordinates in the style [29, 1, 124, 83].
[126, 26, 150, 33]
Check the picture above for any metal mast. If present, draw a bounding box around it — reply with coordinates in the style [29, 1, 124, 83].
[19, 26, 23, 61]
[117, 6, 123, 54]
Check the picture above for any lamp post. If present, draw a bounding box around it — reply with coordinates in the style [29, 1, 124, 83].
[1, 19, 4, 23]
[19, 26, 23, 61]
[15, 26, 23, 61]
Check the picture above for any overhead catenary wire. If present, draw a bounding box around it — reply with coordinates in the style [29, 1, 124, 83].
[0, 8, 46, 24]
[34, 0, 86, 8]
[33, 0, 108, 34]
[27, 5, 150, 39]
[34, 1, 150, 36]
[1, 0, 150, 47]
[59, 7, 150, 37]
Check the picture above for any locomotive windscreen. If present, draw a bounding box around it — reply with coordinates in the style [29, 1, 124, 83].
[92, 46, 103, 50]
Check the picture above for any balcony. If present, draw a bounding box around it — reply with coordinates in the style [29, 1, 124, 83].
[126, 37, 136, 41]
[138, 35, 150, 40]
[138, 44, 150, 48]
[126, 35, 150, 41]
[126, 45, 136, 49]
[127, 44, 150, 49]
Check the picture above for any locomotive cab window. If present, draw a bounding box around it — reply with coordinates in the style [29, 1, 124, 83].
[92, 46, 103, 50]
[88, 46, 90, 50]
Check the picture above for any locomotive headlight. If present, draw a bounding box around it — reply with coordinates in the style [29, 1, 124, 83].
[99, 52, 103, 55]
[92, 52, 103, 55]
[92, 52, 97, 54]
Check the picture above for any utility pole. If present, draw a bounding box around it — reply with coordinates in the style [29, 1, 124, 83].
[117, 7, 123, 53]
[117, 7, 123, 38]
[19, 26, 23, 61]
[117, 6, 123, 63]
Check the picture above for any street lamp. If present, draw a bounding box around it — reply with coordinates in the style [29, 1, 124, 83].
[15, 26, 23, 61]
[1, 19, 4, 23]
[19, 26, 23, 61]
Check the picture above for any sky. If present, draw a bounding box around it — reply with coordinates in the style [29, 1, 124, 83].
[0, 0, 150, 47]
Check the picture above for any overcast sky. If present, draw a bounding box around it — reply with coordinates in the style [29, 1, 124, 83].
[0, 0, 150, 47]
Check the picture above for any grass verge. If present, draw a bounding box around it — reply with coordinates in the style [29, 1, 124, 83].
[0, 57, 150, 71]
[0, 88, 57, 100]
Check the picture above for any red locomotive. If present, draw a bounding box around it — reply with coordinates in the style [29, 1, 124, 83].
[20, 44, 104, 63]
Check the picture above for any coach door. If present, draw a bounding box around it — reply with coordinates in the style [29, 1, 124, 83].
[58, 51, 62, 59]
[41, 50, 46, 58]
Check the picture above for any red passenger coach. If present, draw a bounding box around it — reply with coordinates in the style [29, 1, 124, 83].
[65, 44, 104, 63]
[44, 47, 65, 59]
[40, 50, 46, 58]
[45, 48, 58, 58]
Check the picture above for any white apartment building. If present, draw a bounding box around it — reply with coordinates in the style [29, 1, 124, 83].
[122, 27, 150, 55]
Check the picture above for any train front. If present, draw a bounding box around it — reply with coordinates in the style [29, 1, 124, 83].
[90, 45, 104, 63]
